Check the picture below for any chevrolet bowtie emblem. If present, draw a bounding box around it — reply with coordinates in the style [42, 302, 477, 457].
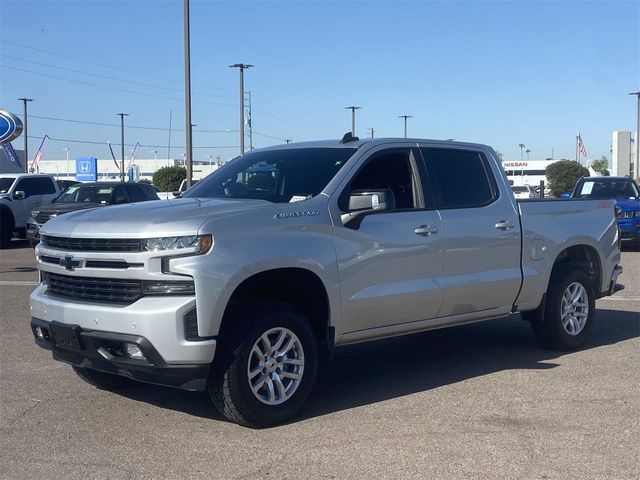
[60, 255, 81, 271]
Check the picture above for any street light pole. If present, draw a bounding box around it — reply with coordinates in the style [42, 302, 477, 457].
[18, 98, 33, 172]
[184, 0, 194, 187]
[630, 91, 640, 178]
[117, 113, 129, 182]
[63, 147, 69, 177]
[398, 115, 412, 138]
[345, 106, 361, 136]
[151, 150, 158, 161]
[229, 63, 253, 155]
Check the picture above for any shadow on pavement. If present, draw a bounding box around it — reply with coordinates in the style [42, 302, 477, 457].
[114, 309, 640, 423]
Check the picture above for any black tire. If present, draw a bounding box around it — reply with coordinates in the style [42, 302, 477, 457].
[208, 302, 319, 428]
[530, 268, 595, 350]
[0, 212, 13, 248]
[72, 366, 136, 390]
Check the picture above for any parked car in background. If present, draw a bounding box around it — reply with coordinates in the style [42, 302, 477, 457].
[571, 176, 640, 246]
[0, 173, 61, 248]
[26, 182, 160, 247]
[511, 185, 538, 199]
[56, 180, 80, 191]
[156, 178, 201, 200]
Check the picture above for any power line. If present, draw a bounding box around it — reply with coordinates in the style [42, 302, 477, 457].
[1, 54, 234, 101]
[22, 114, 238, 134]
[1, 39, 225, 92]
[2, 65, 235, 106]
[26, 134, 238, 149]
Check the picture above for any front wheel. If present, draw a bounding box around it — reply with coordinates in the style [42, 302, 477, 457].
[531, 268, 595, 350]
[208, 302, 318, 428]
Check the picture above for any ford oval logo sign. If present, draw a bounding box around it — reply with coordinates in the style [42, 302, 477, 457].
[0, 109, 24, 145]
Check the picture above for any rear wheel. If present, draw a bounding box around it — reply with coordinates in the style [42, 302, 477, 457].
[72, 366, 136, 390]
[530, 268, 595, 350]
[208, 302, 318, 428]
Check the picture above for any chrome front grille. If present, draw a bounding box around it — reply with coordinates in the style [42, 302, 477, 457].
[42, 272, 143, 304]
[41, 235, 143, 252]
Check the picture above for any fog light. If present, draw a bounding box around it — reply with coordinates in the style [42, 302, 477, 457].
[35, 326, 44, 340]
[124, 343, 145, 360]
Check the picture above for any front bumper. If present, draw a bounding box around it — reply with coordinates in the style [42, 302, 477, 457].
[30, 283, 216, 374]
[31, 318, 210, 391]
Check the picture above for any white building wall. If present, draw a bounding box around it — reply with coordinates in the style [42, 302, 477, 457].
[611, 130, 637, 178]
[35, 158, 220, 181]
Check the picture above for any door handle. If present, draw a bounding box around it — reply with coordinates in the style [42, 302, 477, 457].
[414, 225, 438, 236]
[495, 220, 514, 230]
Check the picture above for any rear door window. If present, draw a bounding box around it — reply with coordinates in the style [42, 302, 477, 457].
[14, 177, 56, 197]
[419, 148, 498, 209]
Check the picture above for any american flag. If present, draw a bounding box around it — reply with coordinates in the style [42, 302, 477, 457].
[577, 134, 587, 157]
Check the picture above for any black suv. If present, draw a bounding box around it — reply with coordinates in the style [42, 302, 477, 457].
[27, 182, 160, 247]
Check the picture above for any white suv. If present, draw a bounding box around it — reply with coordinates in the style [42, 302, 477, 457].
[0, 173, 60, 247]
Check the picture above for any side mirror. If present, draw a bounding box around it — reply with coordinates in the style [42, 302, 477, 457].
[13, 190, 25, 200]
[341, 189, 396, 228]
[172, 191, 181, 197]
[560, 192, 570, 199]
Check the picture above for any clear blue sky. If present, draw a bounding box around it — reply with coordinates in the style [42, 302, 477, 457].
[1, 0, 638, 164]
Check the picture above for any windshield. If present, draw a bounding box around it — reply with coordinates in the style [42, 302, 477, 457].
[184, 147, 357, 202]
[574, 179, 639, 199]
[53, 185, 115, 204]
[0, 177, 16, 193]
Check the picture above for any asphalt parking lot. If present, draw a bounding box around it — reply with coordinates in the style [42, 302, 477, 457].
[1, 240, 638, 479]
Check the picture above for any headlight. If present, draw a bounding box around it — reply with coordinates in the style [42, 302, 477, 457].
[142, 234, 213, 254]
[31, 210, 39, 217]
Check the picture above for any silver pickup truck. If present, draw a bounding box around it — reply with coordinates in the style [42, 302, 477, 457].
[30, 136, 623, 427]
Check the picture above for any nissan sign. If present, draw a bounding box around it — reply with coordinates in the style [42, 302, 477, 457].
[0, 109, 24, 145]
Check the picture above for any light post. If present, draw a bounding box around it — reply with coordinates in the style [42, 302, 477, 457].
[285, 139, 292, 144]
[184, 0, 194, 187]
[151, 150, 158, 161]
[117, 113, 129, 182]
[208, 154, 212, 166]
[345, 106, 361, 136]
[18, 98, 33, 172]
[63, 147, 70, 177]
[229, 63, 254, 155]
[630, 91, 640, 177]
[398, 115, 412, 138]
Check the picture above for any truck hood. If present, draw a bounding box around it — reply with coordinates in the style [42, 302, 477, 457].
[40, 197, 271, 238]
[35, 202, 105, 216]
[615, 197, 640, 211]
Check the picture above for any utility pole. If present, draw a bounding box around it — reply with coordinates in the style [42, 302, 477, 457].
[246, 90, 254, 151]
[398, 115, 412, 138]
[184, 0, 194, 187]
[18, 98, 33, 172]
[229, 63, 253, 155]
[367, 128, 375, 138]
[345, 106, 361, 136]
[117, 113, 129, 182]
[630, 91, 640, 177]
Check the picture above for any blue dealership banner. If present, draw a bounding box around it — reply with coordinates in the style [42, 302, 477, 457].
[76, 156, 98, 181]
[1, 142, 23, 170]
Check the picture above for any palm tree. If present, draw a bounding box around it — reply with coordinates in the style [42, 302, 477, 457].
[518, 144, 526, 161]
